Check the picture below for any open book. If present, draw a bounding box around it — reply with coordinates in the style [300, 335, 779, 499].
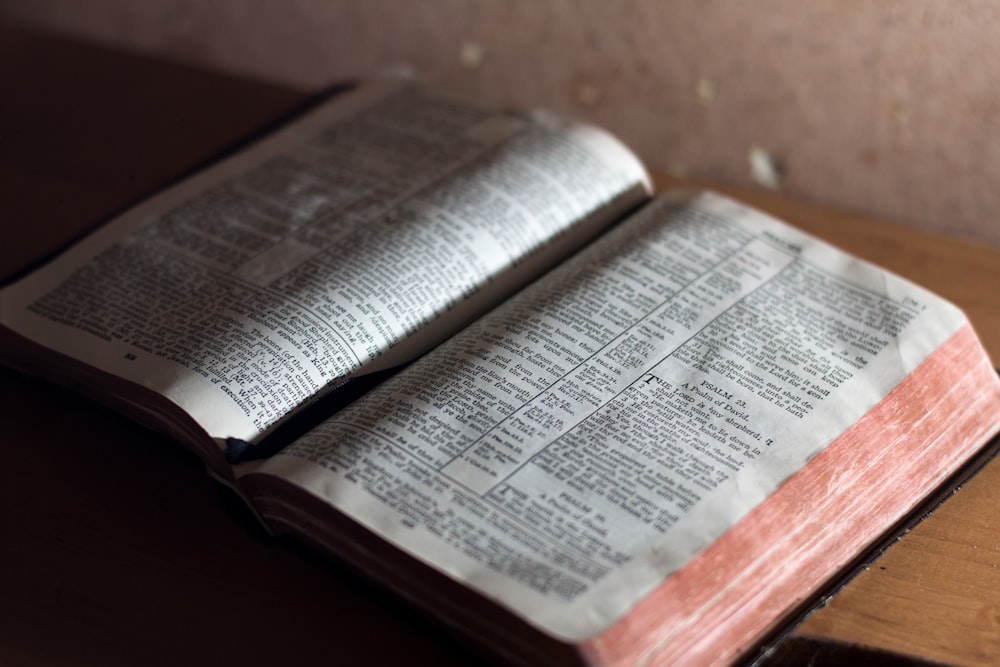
[3, 79, 999, 666]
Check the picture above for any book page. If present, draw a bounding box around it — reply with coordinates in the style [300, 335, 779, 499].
[246, 191, 966, 640]
[0, 79, 650, 445]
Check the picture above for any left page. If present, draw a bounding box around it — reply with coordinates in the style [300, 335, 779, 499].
[0, 79, 650, 450]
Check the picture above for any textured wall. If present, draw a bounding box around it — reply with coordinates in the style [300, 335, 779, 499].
[3, 0, 999, 246]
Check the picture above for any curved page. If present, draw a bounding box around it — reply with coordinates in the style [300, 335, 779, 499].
[0, 79, 650, 445]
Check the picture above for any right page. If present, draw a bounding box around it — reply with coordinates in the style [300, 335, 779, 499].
[242, 191, 987, 643]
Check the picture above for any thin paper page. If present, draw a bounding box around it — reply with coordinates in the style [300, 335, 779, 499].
[249, 192, 965, 640]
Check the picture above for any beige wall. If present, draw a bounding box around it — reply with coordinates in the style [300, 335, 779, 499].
[4, 0, 999, 246]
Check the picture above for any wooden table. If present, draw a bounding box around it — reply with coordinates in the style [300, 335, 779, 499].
[3, 23, 1000, 666]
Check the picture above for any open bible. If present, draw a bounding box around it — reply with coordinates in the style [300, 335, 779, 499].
[3, 79, 999, 666]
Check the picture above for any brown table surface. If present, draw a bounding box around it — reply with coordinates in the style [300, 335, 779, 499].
[3, 23, 1000, 666]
